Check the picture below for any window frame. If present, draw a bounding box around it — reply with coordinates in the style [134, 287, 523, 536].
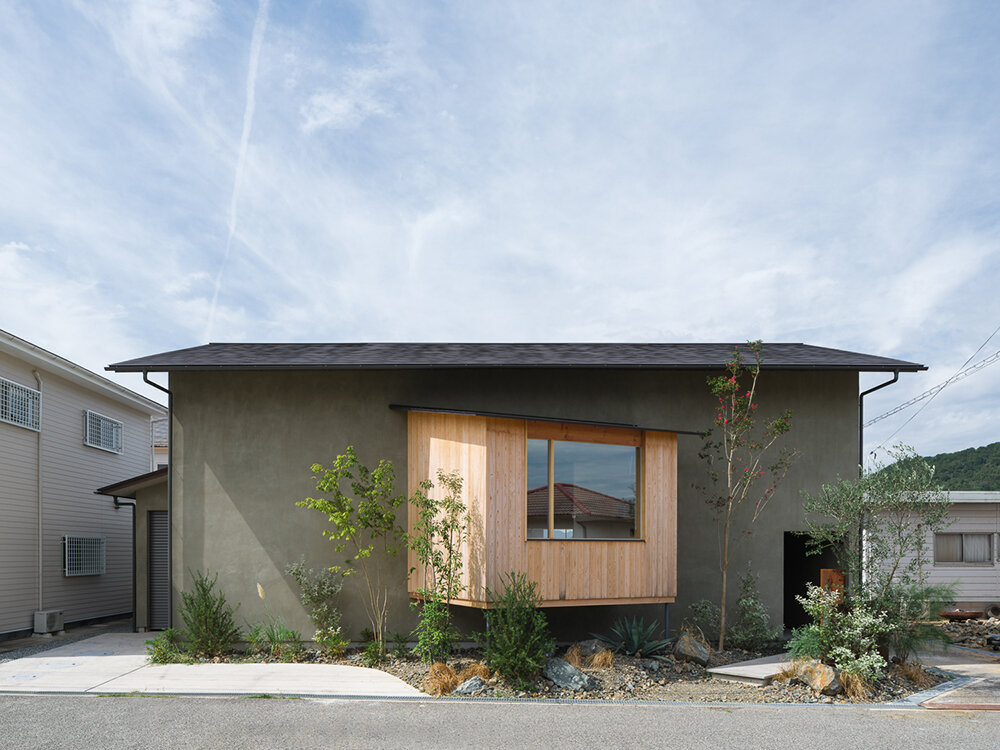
[934, 532, 995, 566]
[84, 409, 124, 454]
[0, 375, 41, 431]
[525, 420, 643, 542]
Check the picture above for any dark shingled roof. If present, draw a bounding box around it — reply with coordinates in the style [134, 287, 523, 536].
[107, 342, 925, 373]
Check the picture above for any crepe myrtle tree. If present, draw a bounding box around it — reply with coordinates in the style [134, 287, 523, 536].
[695, 340, 797, 651]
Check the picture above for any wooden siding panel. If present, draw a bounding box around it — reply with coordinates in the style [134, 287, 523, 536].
[406, 411, 676, 608]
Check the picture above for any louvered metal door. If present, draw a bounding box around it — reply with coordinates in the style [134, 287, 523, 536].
[148, 511, 169, 630]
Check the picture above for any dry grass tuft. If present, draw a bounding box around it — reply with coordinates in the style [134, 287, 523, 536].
[680, 621, 711, 650]
[893, 660, 936, 689]
[457, 662, 491, 682]
[840, 672, 871, 702]
[589, 648, 614, 669]
[563, 644, 584, 668]
[771, 660, 804, 684]
[424, 662, 459, 697]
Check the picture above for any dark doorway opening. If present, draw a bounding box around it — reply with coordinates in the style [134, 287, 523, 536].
[783, 531, 839, 629]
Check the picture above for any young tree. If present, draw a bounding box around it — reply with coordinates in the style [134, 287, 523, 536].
[801, 445, 953, 660]
[406, 469, 471, 662]
[297, 446, 407, 650]
[695, 340, 797, 650]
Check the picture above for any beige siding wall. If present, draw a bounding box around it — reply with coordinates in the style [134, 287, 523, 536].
[0, 350, 156, 633]
[909, 503, 1000, 605]
[0, 356, 41, 632]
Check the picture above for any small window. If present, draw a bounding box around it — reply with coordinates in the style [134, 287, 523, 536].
[85, 410, 123, 454]
[0, 376, 40, 431]
[63, 535, 106, 576]
[935, 533, 993, 564]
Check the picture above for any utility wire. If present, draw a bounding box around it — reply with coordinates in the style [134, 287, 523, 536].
[873, 321, 1000, 451]
[865, 348, 1000, 427]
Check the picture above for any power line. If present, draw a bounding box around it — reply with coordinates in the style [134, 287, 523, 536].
[872, 321, 1000, 448]
[864, 348, 1000, 427]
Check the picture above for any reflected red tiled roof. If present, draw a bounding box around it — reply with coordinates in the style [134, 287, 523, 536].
[526, 483, 635, 521]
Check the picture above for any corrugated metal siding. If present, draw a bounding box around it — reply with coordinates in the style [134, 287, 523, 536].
[0, 350, 156, 632]
[148, 510, 169, 630]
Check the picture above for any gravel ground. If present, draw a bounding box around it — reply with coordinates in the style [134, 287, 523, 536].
[371, 644, 945, 704]
[0, 621, 132, 664]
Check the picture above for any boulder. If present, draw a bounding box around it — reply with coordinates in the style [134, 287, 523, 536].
[542, 657, 600, 691]
[576, 639, 606, 657]
[793, 661, 842, 696]
[673, 632, 711, 666]
[453, 676, 488, 696]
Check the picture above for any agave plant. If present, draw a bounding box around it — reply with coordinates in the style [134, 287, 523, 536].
[594, 616, 671, 658]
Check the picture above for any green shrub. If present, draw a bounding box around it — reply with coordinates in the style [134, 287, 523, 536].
[411, 598, 457, 663]
[145, 628, 187, 664]
[390, 630, 409, 659]
[285, 558, 345, 656]
[247, 618, 303, 661]
[595, 617, 671, 657]
[791, 584, 892, 682]
[727, 569, 783, 652]
[315, 626, 349, 657]
[477, 572, 555, 690]
[179, 570, 242, 657]
[688, 599, 721, 642]
[362, 639, 386, 666]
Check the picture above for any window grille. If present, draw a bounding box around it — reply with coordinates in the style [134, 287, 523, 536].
[85, 410, 123, 453]
[63, 535, 106, 576]
[0, 376, 40, 431]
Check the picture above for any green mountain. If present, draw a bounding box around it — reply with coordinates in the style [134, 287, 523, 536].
[924, 442, 1000, 491]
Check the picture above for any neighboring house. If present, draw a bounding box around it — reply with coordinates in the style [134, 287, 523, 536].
[0, 329, 166, 636]
[107, 342, 923, 637]
[151, 417, 168, 470]
[917, 491, 1000, 613]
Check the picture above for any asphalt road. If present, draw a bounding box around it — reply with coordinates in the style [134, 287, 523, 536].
[2, 695, 999, 749]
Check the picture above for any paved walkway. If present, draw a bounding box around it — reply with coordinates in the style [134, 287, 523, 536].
[917, 644, 1000, 710]
[0, 633, 420, 697]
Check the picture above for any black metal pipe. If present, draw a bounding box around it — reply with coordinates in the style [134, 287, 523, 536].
[114, 497, 137, 632]
[858, 370, 899, 474]
[144, 371, 172, 628]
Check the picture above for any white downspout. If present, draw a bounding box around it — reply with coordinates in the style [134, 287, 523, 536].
[32, 370, 43, 611]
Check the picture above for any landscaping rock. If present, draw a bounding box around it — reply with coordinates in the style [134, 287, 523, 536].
[576, 639, 606, 657]
[793, 661, 842, 696]
[673, 632, 711, 666]
[641, 659, 660, 672]
[542, 657, 600, 691]
[453, 676, 488, 696]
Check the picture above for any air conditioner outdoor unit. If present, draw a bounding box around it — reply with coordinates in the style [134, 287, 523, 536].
[33, 610, 64, 635]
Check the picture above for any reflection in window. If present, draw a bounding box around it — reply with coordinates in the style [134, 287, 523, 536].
[527, 438, 638, 539]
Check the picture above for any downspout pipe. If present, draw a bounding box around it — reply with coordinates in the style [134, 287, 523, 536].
[858, 370, 899, 475]
[855, 369, 900, 597]
[113, 497, 137, 632]
[32, 370, 43, 612]
[144, 371, 172, 628]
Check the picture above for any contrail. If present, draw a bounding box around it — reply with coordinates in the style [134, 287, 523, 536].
[205, 0, 270, 342]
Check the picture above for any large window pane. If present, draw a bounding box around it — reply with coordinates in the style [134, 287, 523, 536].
[527, 438, 638, 540]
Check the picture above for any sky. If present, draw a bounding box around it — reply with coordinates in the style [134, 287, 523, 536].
[1, 1, 999, 464]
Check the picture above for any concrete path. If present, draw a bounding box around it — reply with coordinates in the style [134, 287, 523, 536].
[707, 653, 792, 685]
[0, 633, 420, 698]
[917, 644, 1000, 710]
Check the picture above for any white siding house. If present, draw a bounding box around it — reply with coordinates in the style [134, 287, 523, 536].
[903, 491, 1000, 611]
[0, 329, 165, 635]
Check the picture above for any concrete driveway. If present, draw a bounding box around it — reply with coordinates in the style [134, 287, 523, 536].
[0, 633, 420, 698]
